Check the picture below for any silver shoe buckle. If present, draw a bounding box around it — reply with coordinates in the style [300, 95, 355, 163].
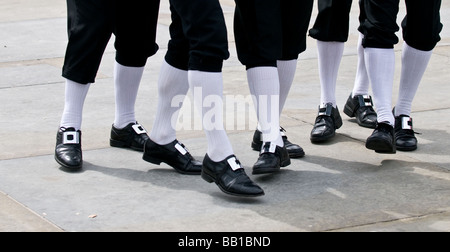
[227, 157, 242, 171]
[63, 131, 80, 144]
[261, 142, 277, 154]
[358, 95, 373, 107]
[175, 142, 188, 155]
[401, 116, 413, 130]
[132, 124, 147, 135]
[318, 104, 332, 116]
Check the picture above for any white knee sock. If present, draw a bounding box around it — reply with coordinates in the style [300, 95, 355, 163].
[247, 67, 283, 147]
[364, 48, 395, 126]
[150, 60, 189, 145]
[352, 33, 371, 97]
[189, 70, 234, 162]
[60, 79, 91, 131]
[317, 41, 345, 107]
[394, 42, 433, 117]
[113, 61, 144, 129]
[277, 59, 297, 114]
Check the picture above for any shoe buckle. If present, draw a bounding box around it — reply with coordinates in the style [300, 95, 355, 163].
[358, 95, 373, 107]
[174, 142, 188, 155]
[227, 157, 242, 171]
[318, 104, 332, 116]
[279, 127, 286, 137]
[63, 131, 80, 144]
[261, 142, 277, 153]
[132, 124, 147, 135]
[401, 116, 413, 130]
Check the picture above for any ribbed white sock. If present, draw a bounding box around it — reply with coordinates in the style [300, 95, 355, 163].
[277, 59, 297, 114]
[352, 33, 371, 97]
[113, 61, 144, 129]
[60, 79, 91, 131]
[317, 41, 344, 107]
[189, 70, 234, 162]
[394, 42, 433, 117]
[150, 60, 189, 145]
[247, 67, 283, 147]
[364, 48, 395, 126]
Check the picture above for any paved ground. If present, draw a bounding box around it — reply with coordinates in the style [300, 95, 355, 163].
[1, 0, 450, 232]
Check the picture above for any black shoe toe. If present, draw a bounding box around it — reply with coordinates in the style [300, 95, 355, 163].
[202, 154, 264, 197]
[366, 122, 396, 154]
[55, 127, 82, 170]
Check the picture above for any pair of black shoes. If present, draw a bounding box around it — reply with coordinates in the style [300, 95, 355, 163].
[366, 112, 418, 154]
[310, 94, 377, 143]
[55, 122, 150, 170]
[143, 139, 264, 197]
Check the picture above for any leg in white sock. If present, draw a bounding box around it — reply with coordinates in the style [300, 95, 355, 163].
[247, 67, 283, 147]
[395, 42, 433, 117]
[189, 70, 234, 162]
[60, 79, 91, 131]
[317, 40, 345, 107]
[150, 60, 189, 145]
[352, 33, 371, 97]
[277, 59, 297, 114]
[364, 48, 395, 126]
[113, 61, 144, 129]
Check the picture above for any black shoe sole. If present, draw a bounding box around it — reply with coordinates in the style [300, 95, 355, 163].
[110, 139, 143, 152]
[288, 151, 305, 159]
[55, 155, 82, 170]
[396, 145, 417, 152]
[201, 170, 264, 197]
[366, 140, 396, 154]
[310, 132, 336, 143]
[252, 158, 290, 175]
[143, 153, 201, 175]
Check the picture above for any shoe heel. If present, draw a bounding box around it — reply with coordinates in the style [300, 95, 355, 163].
[251, 141, 261, 151]
[343, 104, 355, 118]
[280, 159, 291, 167]
[110, 139, 126, 148]
[142, 154, 162, 165]
[201, 170, 215, 183]
[335, 115, 343, 129]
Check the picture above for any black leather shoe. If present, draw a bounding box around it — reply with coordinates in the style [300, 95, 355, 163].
[251, 127, 305, 158]
[252, 142, 290, 175]
[55, 127, 82, 170]
[366, 122, 396, 154]
[202, 154, 265, 197]
[395, 114, 418, 151]
[110, 122, 149, 152]
[310, 103, 343, 143]
[343, 93, 377, 129]
[143, 139, 202, 175]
